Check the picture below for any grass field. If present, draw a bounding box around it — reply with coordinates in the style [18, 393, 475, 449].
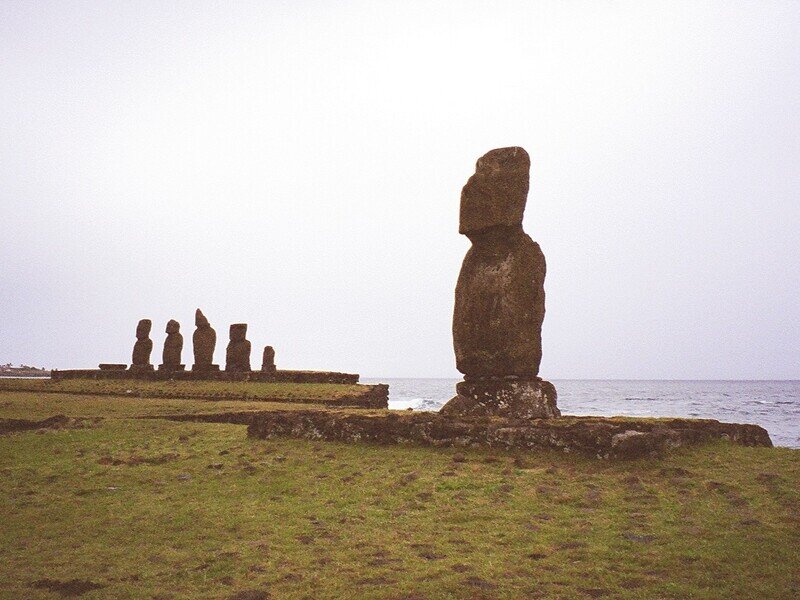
[1, 388, 799, 599]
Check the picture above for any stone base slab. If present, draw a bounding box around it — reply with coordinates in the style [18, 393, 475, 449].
[440, 379, 561, 419]
[158, 364, 185, 371]
[240, 409, 772, 459]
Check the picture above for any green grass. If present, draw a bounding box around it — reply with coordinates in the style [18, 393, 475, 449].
[1, 392, 799, 599]
[0, 392, 329, 420]
[0, 378, 369, 402]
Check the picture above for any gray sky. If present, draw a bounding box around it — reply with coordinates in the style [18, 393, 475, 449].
[1, 1, 798, 379]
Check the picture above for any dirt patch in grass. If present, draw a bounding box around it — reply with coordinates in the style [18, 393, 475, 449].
[0, 415, 101, 435]
[32, 578, 104, 597]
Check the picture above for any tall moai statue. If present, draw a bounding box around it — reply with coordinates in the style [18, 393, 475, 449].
[130, 319, 154, 372]
[192, 309, 219, 372]
[225, 324, 251, 372]
[159, 319, 184, 371]
[261, 346, 276, 375]
[440, 147, 560, 419]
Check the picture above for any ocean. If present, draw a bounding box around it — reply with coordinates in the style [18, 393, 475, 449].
[362, 378, 800, 449]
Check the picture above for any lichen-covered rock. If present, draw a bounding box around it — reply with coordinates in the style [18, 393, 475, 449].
[441, 379, 560, 419]
[244, 411, 772, 459]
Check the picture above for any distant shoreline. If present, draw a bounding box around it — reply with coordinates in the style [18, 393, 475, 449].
[0, 369, 51, 378]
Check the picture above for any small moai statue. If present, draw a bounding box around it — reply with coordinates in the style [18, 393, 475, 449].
[130, 319, 154, 372]
[192, 309, 219, 372]
[225, 324, 251, 372]
[159, 319, 184, 371]
[261, 346, 276, 375]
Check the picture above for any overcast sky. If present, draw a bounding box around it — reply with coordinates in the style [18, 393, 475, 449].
[1, 1, 798, 379]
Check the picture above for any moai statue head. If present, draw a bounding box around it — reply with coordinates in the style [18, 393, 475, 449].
[166, 319, 180, 335]
[195, 309, 210, 329]
[136, 319, 152, 340]
[230, 323, 247, 342]
[459, 146, 530, 237]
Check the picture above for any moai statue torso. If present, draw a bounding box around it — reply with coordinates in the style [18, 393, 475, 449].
[261, 346, 276, 374]
[226, 324, 251, 372]
[131, 319, 153, 370]
[192, 309, 218, 371]
[442, 147, 559, 419]
[160, 319, 184, 370]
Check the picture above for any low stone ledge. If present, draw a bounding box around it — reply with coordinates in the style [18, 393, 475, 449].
[50, 368, 359, 385]
[244, 410, 772, 459]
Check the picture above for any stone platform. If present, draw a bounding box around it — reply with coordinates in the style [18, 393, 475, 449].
[50, 368, 359, 385]
[158, 408, 772, 459]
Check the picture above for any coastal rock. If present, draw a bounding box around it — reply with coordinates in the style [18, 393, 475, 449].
[192, 309, 218, 372]
[130, 319, 153, 371]
[159, 319, 184, 371]
[225, 324, 251, 372]
[445, 146, 554, 418]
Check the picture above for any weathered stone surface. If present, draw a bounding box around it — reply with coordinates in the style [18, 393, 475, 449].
[459, 146, 530, 235]
[441, 379, 560, 419]
[226, 324, 251, 372]
[49, 368, 360, 384]
[98, 364, 126, 371]
[244, 410, 772, 459]
[453, 225, 546, 378]
[192, 309, 217, 371]
[262, 346, 276, 374]
[159, 319, 184, 371]
[450, 146, 552, 418]
[130, 319, 153, 369]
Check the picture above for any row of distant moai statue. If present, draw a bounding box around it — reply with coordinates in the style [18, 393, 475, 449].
[130, 309, 276, 374]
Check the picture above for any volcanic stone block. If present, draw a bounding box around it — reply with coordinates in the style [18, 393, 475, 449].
[261, 346, 276, 374]
[453, 224, 546, 378]
[459, 146, 530, 235]
[98, 364, 127, 371]
[159, 319, 184, 371]
[192, 309, 218, 372]
[225, 324, 251, 372]
[440, 379, 560, 419]
[130, 319, 153, 371]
